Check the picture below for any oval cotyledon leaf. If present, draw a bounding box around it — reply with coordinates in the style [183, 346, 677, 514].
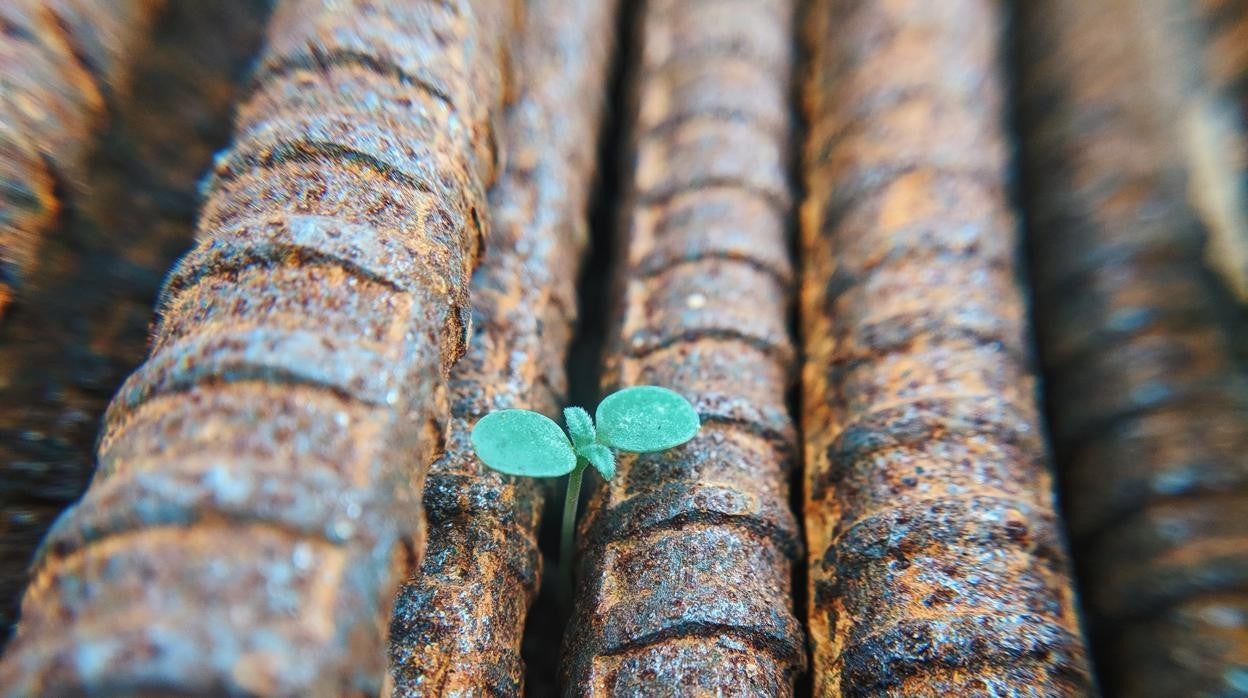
[471, 409, 577, 477]
[594, 386, 700, 453]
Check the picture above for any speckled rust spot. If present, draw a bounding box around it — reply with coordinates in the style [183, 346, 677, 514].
[386, 0, 617, 694]
[0, 1, 517, 693]
[563, 0, 806, 694]
[1017, 0, 1248, 694]
[0, 0, 160, 318]
[801, 0, 1092, 695]
[0, 0, 272, 647]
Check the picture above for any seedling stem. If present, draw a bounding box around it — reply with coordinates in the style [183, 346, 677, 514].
[561, 460, 586, 581]
[469, 385, 700, 597]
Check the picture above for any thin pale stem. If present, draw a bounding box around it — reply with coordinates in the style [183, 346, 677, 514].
[561, 459, 587, 588]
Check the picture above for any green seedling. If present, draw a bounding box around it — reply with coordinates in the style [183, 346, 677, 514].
[470, 385, 700, 576]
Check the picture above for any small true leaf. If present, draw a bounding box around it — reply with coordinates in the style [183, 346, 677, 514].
[595, 385, 700, 453]
[564, 406, 596, 451]
[582, 443, 616, 479]
[471, 409, 577, 477]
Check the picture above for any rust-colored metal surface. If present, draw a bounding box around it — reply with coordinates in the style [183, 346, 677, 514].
[799, 0, 1093, 695]
[0, 0, 517, 693]
[563, 0, 807, 694]
[1191, 0, 1248, 301]
[1128, 0, 1248, 306]
[0, 0, 272, 647]
[386, 0, 618, 694]
[1017, 0, 1248, 694]
[0, 0, 158, 317]
[1199, 0, 1248, 98]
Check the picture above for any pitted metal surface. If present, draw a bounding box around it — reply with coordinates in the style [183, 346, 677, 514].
[800, 0, 1093, 694]
[0, 1, 518, 694]
[563, 0, 807, 695]
[386, 0, 618, 694]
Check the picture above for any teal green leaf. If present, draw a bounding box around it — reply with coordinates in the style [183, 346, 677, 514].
[582, 443, 616, 479]
[470, 409, 577, 477]
[563, 406, 596, 451]
[595, 385, 700, 452]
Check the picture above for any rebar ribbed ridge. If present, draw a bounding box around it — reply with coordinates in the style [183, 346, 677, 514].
[0, 0, 517, 693]
[799, 0, 1093, 695]
[1017, 0, 1248, 694]
[386, 0, 618, 694]
[563, 0, 806, 694]
[0, 0, 273, 646]
[0, 0, 158, 316]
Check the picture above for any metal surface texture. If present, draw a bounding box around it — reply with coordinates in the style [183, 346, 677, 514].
[387, 0, 617, 694]
[563, 0, 807, 694]
[0, 0, 517, 694]
[1017, 0, 1248, 694]
[0, 0, 158, 316]
[1190, 0, 1248, 302]
[1128, 0, 1248, 305]
[0, 0, 273, 647]
[799, 0, 1092, 694]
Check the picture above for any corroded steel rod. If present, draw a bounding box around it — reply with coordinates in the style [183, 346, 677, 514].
[799, 0, 1093, 695]
[0, 0, 517, 693]
[1200, 0, 1248, 98]
[1017, 0, 1248, 694]
[1129, 0, 1248, 304]
[387, 0, 618, 693]
[0, 0, 158, 316]
[0, 0, 273, 646]
[563, 0, 807, 694]
[1191, 0, 1248, 301]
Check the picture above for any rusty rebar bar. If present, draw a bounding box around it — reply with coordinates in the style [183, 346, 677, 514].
[562, 0, 807, 694]
[1016, 0, 1248, 694]
[386, 0, 619, 694]
[1188, 0, 1248, 302]
[1191, 0, 1248, 301]
[0, 0, 517, 693]
[0, 0, 273, 646]
[1127, 0, 1248, 305]
[799, 0, 1093, 694]
[0, 0, 159, 317]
